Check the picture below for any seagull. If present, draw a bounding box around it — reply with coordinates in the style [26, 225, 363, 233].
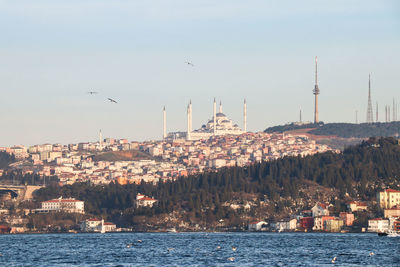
[137, 240, 143, 243]
[185, 61, 194, 67]
[167, 248, 174, 252]
[126, 243, 133, 248]
[232, 246, 237, 252]
[107, 98, 118, 103]
[216, 246, 221, 250]
[227, 257, 235, 262]
[88, 91, 98, 95]
[331, 256, 337, 263]
[369, 252, 375, 256]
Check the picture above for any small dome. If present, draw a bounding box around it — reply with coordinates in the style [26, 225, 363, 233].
[222, 120, 230, 123]
[216, 113, 226, 117]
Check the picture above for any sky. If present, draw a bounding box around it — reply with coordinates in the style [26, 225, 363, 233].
[0, 0, 399, 146]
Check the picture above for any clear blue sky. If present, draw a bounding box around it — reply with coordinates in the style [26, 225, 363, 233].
[0, 0, 399, 146]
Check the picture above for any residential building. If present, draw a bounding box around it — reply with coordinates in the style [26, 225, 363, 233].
[311, 203, 329, 217]
[135, 194, 157, 208]
[80, 218, 116, 232]
[377, 189, 400, 209]
[347, 201, 368, 212]
[300, 217, 314, 231]
[275, 218, 297, 231]
[39, 197, 84, 214]
[248, 221, 268, 231]
[313, 215, 334, 231]
[339, 212, 355, 226]
[325, 219, 344, 232]
[368, 218, 389, 233]
[384, 206, 400, 218]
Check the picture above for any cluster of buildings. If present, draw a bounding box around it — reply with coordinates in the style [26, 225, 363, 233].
[1, 131, 332, 186]
[248, 188, 400, 234]
[367, 189, 400, 233]
[249, 202, 358, 233]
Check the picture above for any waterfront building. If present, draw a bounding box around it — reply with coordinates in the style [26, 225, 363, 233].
[325, 218, 344, 232]
[80, 218, 116, 232]
[377, 189, 400, 209]
[313, 215, 334, 231]
[248, 221, 268, 231]
[384, 206, 400, 218]
[300, 217, 314, 231]
[38, 197, 85, 214]
[368, 218, 389, 232]
[339, 212, 355, 226]
[275, 218, 297, 231]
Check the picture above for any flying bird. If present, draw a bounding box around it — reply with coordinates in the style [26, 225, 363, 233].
[185, 61, 194, 67]
[88, 91, 98, 95]
[107, 98, 118, 103]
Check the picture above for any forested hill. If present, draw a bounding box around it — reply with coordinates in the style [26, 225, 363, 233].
[34, 137, 400, 227]
[264, 121, 400, 138]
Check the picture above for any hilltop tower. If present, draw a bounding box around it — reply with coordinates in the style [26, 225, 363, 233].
[313, 56, 320, 124]
[366, 74, 374, 123]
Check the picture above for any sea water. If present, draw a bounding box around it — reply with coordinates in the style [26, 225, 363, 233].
[0, 232, 399, 266]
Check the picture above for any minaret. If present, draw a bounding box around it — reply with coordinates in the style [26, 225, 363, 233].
[243, 99, 247, 132]
[187, 104, 191, 140]
[376, 102, 378, 122]
[163, 106, 167, 139]
[355, 110, 358, 124]
[366, 74, 373, 123]
[219, 101, 223, 113]
[213, 98, 217, 135]
[393, 98, 395, 122]
[313, 56, 320, 124]
[189, 100, 193, 133]
[299, 106, 302, 123]
[99, 129, 103, 145]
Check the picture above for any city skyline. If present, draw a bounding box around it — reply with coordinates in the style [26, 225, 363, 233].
[1, 1, 399, 146]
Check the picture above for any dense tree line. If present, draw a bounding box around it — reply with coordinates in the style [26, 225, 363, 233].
[34, 137, 400, 226]
[264, 121, 400, 138]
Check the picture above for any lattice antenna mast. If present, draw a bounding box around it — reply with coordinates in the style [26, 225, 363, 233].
[313, 56, 320, 124]
[366, 74, 374, 123]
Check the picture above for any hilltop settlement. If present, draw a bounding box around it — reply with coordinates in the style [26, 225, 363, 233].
[0, 135, 400, 234]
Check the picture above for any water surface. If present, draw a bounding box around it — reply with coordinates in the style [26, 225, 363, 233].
[0, 232, 398, 266]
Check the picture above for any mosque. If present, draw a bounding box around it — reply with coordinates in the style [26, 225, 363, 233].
[163, 98, 247, 141]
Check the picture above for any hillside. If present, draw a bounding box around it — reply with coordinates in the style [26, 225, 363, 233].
[92, 150, 153, 162]
[264, 121, 400, 138]
[34, 137, 400, 230]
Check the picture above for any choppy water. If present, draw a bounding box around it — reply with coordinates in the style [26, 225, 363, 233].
[0, 232, 399, 266]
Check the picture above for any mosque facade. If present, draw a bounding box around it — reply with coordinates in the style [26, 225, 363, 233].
[165, 99, 247, 141]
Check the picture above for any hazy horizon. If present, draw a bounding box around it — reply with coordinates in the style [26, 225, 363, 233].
[1, 0, 399, 147]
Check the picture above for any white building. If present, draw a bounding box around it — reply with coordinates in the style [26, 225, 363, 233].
[275, 218, 297, 231]
[135, 194, 157, 208]
[368, 218, 389, 233]
[311, 203, 329, 217]
[40, 197, 84, 214]
[168, 99, 246, 141]
[248, 221, 268, 231]
[377, 189, 400, 209]
[80, 218, 116, 232]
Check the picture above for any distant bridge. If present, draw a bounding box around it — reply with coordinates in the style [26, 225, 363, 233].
[0, 185, 44, 200]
